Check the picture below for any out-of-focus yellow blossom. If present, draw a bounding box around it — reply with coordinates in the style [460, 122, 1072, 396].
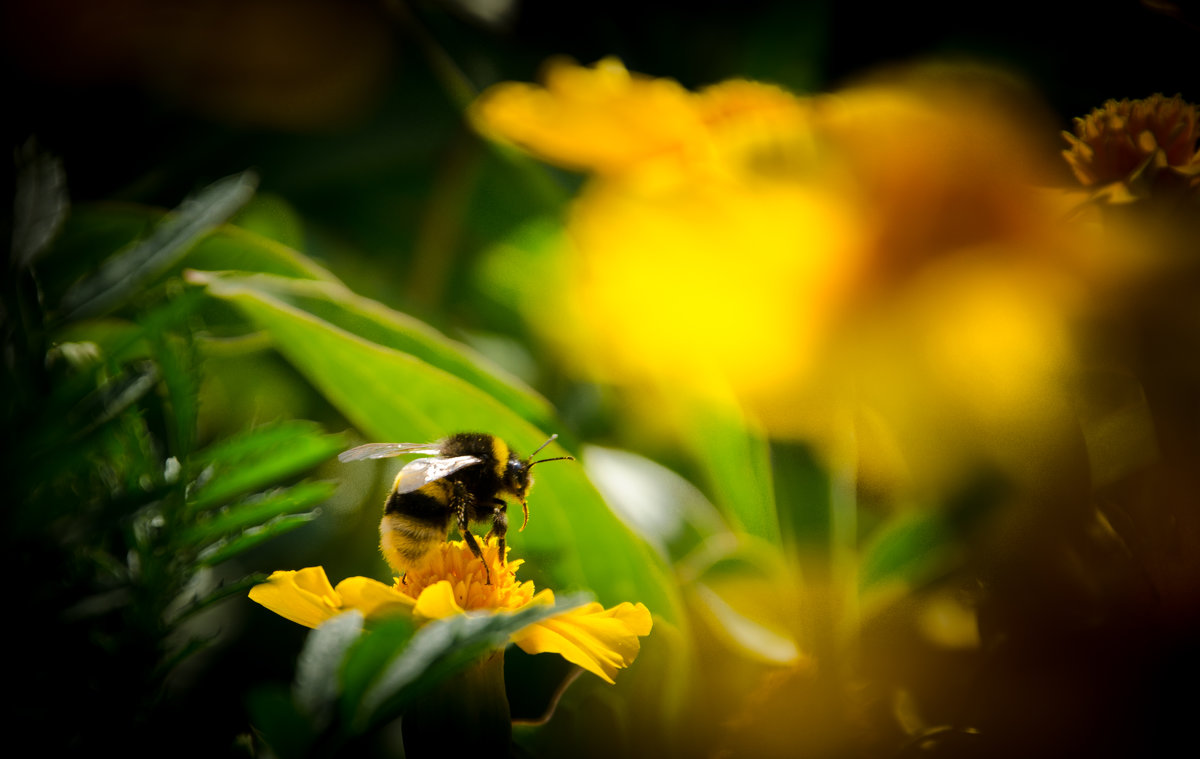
[248, 537, 652, 683]
[1062, 94, 1200, 199]
[473, 58, 1095, 493]
[472, 56, 810, 187]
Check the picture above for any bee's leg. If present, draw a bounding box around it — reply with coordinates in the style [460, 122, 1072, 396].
[461, 528, 491, 585]
[453, 482, 491, 584]
[485, 500, 509, 566]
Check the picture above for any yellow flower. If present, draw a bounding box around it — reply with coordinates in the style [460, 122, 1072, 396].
[1062, 93, 1200, 197]
[474, 59, 1093, 494]
[471, 56, 812, 188]
[248, 537, 652, 684]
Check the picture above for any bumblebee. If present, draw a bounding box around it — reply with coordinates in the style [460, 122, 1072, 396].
[339, 433, 573, 584]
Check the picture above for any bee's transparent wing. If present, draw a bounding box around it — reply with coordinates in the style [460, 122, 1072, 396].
[338, 442, 442, 462]
[394, 455, 484, 494]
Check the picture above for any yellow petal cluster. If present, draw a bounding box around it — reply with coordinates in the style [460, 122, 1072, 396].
[248, 538, 652, 684]
[473, 58, 1094, 493]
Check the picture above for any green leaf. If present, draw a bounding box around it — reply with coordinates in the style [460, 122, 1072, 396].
[336, 615, 416, 732]
[187, 271, 552, 425]
[770, 440, 832, 553]
[197, 512, 320, 566]
[189, 420, 345, 512]
[346, 594, 590, 734]
[673, 395, 778, 545]
[185, 225, 337, 281]
[181, 481, 336, 547]
[65, 360, 160, 444]
[191, 270, 683, 626]
[55, 171, 259, 323]
[147, 329, 198, 465]
[857, 511, 959, 600]
[230, 192, 308, 250]
[295, 610, 365, 727]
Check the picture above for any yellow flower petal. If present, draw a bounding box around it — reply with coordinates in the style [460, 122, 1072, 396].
[512, 601, 653, 684]
[412, 580, 466, 621]
[335, 576, 414, 619]
[248, 567, 344, 629]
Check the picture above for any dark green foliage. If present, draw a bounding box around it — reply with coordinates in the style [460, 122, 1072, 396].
[3, 164, 341, 756]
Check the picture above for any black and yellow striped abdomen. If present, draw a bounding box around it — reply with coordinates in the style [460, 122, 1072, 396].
[379, 483, 453, 573]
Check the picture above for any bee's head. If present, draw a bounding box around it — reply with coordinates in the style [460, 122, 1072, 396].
[506, 434, 574, 532]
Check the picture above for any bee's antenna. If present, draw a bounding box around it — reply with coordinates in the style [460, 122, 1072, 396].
[526, 433, 560, 461]
[526, 435, 574, 469]
[529, 456, 575, 468]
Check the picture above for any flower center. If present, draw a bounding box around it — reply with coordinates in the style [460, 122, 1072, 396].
[394, 537, 537, 611]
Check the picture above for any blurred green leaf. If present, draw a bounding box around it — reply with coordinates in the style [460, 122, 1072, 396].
[197, 512, 321, 566]
[45, 203, 334, 310]
[473, 216, 565, 317]
[231, 193, 308, 251]
[181, 481, 336, 547]
[337, 615, 417, 733]
[771, 441, 832, 554]
[857, 511, 959, 600]
[65, 360, 160, 444]
[148, 329, 198, 465]
[191, 270, 683, 626]
[347, 594, 590, 734]
[185, 225, 337, 282]
[674, 396, 778, 545]
[295, 610, 366, 727]
[189, 420, 345, 512]
[55, 171, 259, 323]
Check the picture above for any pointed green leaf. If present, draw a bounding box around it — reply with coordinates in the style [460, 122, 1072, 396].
[185, 224, 337, 281]
[181, 481, 336, 547]
[187, 271, 552, 425]
[197, 512, 320, 566]
[189, 421, 345, 512]
[56, 171, 258, 323]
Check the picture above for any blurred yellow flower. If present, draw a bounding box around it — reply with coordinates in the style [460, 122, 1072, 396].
[1062, 93, 1200, 197]
[474, 59, 1094, 493]
[248, 537, 652, 683]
